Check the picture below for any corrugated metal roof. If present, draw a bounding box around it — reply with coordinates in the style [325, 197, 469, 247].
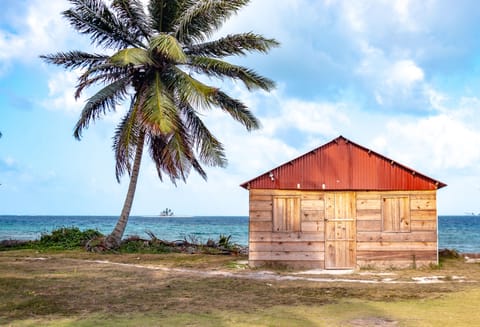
[240, 136, 447, 191]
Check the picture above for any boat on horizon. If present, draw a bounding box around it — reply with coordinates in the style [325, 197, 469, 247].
[160, 208, 174, 217]
[138, 214, 194, 218]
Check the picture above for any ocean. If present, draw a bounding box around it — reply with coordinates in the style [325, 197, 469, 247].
[0, 215, 479, 253]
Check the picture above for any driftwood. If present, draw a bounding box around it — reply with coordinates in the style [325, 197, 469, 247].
[0, 240, 29, 248]
[122, 232, 247, 255]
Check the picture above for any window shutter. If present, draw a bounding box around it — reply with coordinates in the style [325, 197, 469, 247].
[273, 197, 300, 232]
[382, 196, 410, 232]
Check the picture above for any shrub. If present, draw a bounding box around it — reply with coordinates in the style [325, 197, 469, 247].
[218, 234, 233, 249]
[439, 248, 461, 259]
[0, 240, 32, 251]
[37, 227, 103, 249]
[119, 236, 175, 254]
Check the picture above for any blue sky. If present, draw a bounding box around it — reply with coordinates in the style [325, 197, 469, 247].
[1, 0, 480, 216]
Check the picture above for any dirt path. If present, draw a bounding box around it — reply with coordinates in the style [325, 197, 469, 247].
[76, 258, 471, 284]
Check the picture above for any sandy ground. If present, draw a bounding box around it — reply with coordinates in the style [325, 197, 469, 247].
[78, 258, 472, 284]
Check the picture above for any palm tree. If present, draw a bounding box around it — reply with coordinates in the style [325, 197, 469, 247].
[41, 0, 278, 248]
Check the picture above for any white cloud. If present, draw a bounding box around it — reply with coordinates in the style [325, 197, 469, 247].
[341, 2, 367, 33]
[0, 34, 25, 63]
[219, 82, 351, 140]
[42, 69, 130, 119]
[385, 115, 480, 170]
[424, 85, 449, 113]
[0, 1, 77, 68]
[388, 60, 424, 88]
[355, 42, 429, 110]
[392, 0, 422, 32]
[4, 156, 16, 167]
[369, 91, 480, 177]
[42, 70, 85, 113]
[279, 99, 350, 136]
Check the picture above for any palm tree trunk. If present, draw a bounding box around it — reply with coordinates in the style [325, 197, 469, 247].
[106, 130, 146, 248]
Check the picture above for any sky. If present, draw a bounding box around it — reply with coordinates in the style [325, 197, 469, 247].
[1, 0, 480, 216]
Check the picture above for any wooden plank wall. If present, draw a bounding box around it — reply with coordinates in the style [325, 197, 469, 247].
[249, 189, 326, 269]
[248, 189, 438, 269]
[356, 191, 437, 268]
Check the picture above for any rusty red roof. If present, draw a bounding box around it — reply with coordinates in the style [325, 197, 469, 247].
[240, 136, 447, 191]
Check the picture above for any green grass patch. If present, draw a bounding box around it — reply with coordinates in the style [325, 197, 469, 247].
[4, 288, 480, 326]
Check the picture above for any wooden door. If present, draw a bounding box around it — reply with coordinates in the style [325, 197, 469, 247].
[325, 192, 356, 269]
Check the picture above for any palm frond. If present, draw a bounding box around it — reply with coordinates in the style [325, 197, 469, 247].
[111, 0, 151, 40]
[163, 66, 217, 109]
[149, 133, 187, 184]
[149, 34, 187, 63]
[64, 0, 143, 49]
[74, 76, 131, 139]
[186, 33, 279, 58]
[75, 64, 131, 98]
[211, 90, 260, 131]
[141, 71, 180, 135]
[110, 48, 153, 66]
[113, 98, 140, 181]
[174, 0, 250, 44]
[148, 0, 186, 33]
[148, 128, 207, 185]
[189, 56, 275, 91]
[181, 103, 227, 167]
[40, 51, 109, 70]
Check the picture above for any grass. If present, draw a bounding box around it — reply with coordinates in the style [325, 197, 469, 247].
[6, 293, 480, 327]
[1, 249, 480, 326]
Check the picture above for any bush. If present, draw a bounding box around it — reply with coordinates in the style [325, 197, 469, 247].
[439, 248, 461, 259]
[119, 236, 175, 254]
[0, 240, 32, 251]
[218, 234, 233, 249]
[0, 227, 104, 251]
[37, 227, 103, 250]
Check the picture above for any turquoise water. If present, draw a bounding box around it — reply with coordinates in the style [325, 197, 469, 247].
[0, 215, 479, 252]
[0, 215, 249, 246]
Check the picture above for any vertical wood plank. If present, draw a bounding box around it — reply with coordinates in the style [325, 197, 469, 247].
[326, 242, 335, 268]
[383, 198, 394, 232]
[399, 197, 411, 232]
[325, 193, 335, 268]
[337, 221, 346, 239]
[289, 198, 301, 231]
[336, 240, 346, 267]
[325, 193, 335, 220]
[325, 219, 336, 241]
[273, 198, 285, 232]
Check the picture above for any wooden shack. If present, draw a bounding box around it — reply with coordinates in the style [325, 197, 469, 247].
[241, 136, 446, 269]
